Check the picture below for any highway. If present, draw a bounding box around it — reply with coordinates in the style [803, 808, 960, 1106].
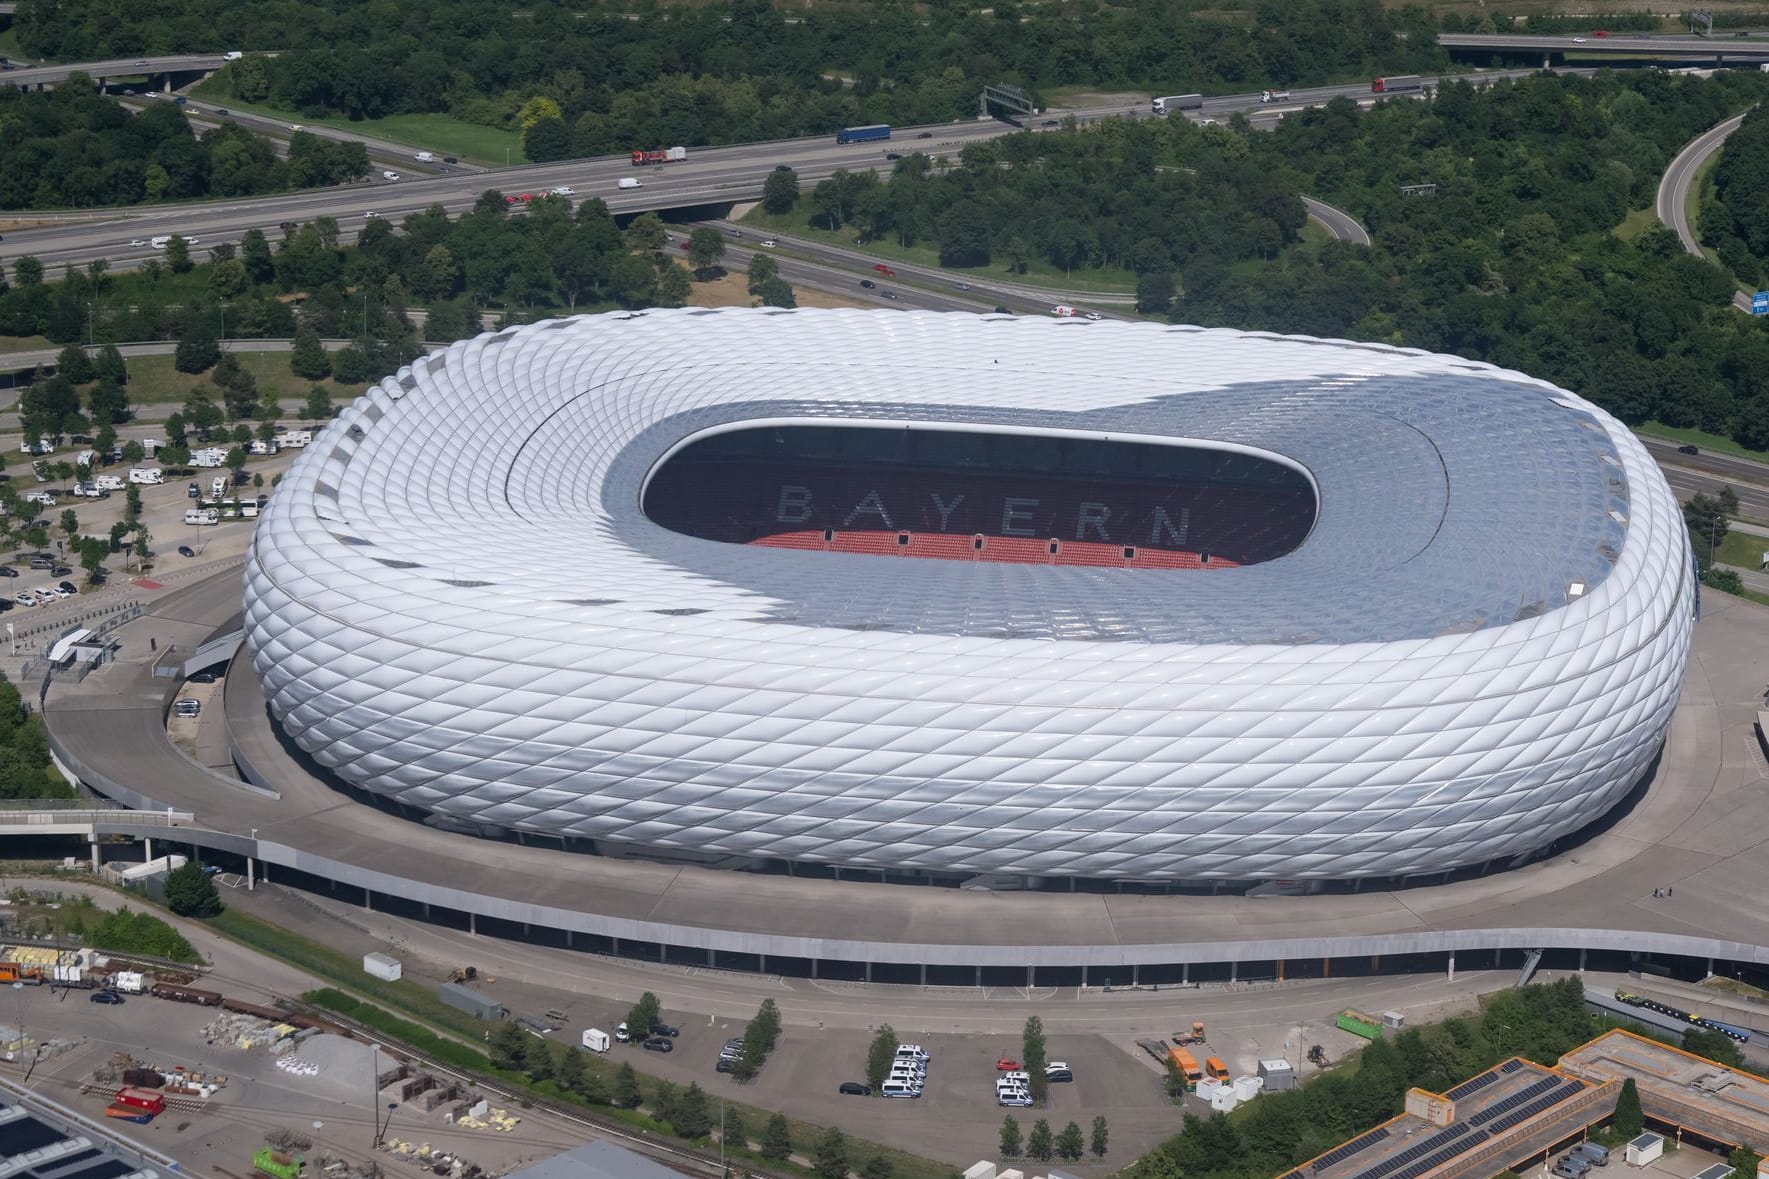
[1, 68, 1603, 276]
[1439, 31, 1769, 62]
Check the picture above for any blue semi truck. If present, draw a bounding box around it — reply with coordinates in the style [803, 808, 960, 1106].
[836, 124, 891, 144]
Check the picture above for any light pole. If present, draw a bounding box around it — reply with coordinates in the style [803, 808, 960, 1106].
[1709, 517, 1720, 569]
[10, 981, 21, 1061]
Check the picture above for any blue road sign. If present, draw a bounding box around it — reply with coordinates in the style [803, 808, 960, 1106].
[1754, 291, 1769, 316]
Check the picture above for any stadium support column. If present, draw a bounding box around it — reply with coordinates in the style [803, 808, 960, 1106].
[144, 836, 153, 863]
[1447, 951, 1455, 981]
[1579, 948, 1586, 972]
[89, 839, 98, 872]
[246, 855, 254, 891]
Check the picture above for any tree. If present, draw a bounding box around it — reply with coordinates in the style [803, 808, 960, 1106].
[757, 277, 797, 308]
[174, 322, 221, 374]
[812, 1127, 849, 1179]
[654, 262, 691, 307]
[1027, 1119, 1053, 1162]
[78, 536, 106, 581]
[1614, 1076, 1643, 1137]
[613, 1062, 642, 1108]
[1685, 488, 1739, 569]
[164, 860, 223, 916]
[132, 524, 152, 568]
[516, 95, 564, 130]
[1090, 1115, 1108, 1158]
[89, 379, 130, 425]
[57, 344, 94, 384]
[762, 169, 800, 214]
[58, 509, 78, 548]
[625, 992, 661, 1040]
[1136, 272, 1176, 316]
[1056, 1122, 1084, 1161]
[1730, 1145, 1762, 1179]
[164, 235, 194, 275]
[290, 328, 332, 380]
[624, 212, 668, 253]
[760, 1113, 793, 1160]
[526, 1039, 555, 1083]
[525, 116, 571, 163]
[124, 483, 142, 521]
[720, 1103, 747, 1150]
[688, 227, 726, 275]
[488, 1022, 526, 1070]
[1684, 1027, 1743, 1067]
[303, 385, 334, 422]
[866, 1025, 900, 1090]
[1000, 1116, 1023, 1158]
[669, 1082, 712, 1138]
[555, 1039, 586, 1093]
[331, 346, 371, 384]
[94, 344, 128, 387]
[747, 253, 780, 295]
[1022, 1015, 1049, 1105]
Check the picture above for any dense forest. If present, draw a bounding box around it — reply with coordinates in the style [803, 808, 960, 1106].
[18, 0, 1446, 147]
[0, 80, 369, 209]
[802, 128, 1305, 272]
[1179, 69, 1769, 451]
[1708, 105, 1769, 288]
[0, 674, 70, 801]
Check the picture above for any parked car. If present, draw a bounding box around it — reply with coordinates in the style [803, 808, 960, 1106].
[650, 1022, 680, 1037]
[187, 482, 200, 497]
[190, 669, 219, 684]
[55, 582, 77, 597]
[615, 1022, 631, 1043]
[50, 566, 71, 578]
[642, 1036, 674, 1053]
[90, 989, 124, 1004]
[177, 545, 196, 558]
[0, 567, 16, 578]
[997, 1058, 1021, 1071]
[13, 593, 33, 607]
[838, 1082, 872, 1096]
[716, 1057, 736, 1073]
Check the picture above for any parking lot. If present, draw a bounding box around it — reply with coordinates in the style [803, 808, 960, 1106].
[566, 1010, 1185, 1167]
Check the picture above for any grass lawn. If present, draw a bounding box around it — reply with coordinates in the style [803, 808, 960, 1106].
[120, 351, 369, 406]
[1613, 206, 1658, 242]
[0, 335, 54, 355]
[740, 203, 1140, 296]
[1636, 420, 1769, 464]
[189, 78, 525, 167]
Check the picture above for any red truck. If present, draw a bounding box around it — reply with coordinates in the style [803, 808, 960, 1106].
[631, 146, 688, 166]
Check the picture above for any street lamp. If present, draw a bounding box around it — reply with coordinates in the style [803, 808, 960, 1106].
[1709, 517, 1720, 569]
[10, 981, 21, 1061]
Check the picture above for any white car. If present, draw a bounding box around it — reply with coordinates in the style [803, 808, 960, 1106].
[13, 593, 33, 608]
[24, 491, 56, 506]
[761, 239, 777, 248]
[382, 170, 400, 181]
[364, 211, 380, 219]
[31, 589, 58, 606]
[1572, 35, 1587, 42]
[223, 51, 243, 61]
[129, 238, 146, 247]
[50, 584, 73, 599]
[186, 236, 199, 245]
[1083, 311, 1104, 321]
[550, 185, 575, 196]
[289, 123, 304, 132]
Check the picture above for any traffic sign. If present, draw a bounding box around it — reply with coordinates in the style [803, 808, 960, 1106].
[1754, 291, 1769, 316]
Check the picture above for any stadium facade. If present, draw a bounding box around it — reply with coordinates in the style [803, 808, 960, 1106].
[241, 309, 1694, 884]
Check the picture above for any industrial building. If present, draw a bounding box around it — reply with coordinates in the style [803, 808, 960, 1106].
[1561, 1029, 1769, 1151]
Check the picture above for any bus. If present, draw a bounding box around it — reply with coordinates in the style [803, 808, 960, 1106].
[836, 124, 891, 144]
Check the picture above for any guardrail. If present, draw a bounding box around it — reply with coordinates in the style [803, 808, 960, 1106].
[0, 807, 192, 827]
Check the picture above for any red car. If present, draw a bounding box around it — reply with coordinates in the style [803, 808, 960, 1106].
[504, 194, 520, 205]
[1592, 29, 1607, 36]
[518, 193, 534, 202]
[873, 263, 895, 276]
[996, 1058, 1021, 1071]
[678, 241, 690, 250]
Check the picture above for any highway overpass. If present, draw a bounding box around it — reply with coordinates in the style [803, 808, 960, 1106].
[1440, 31, 1769, 65]
[0, 53, 230, 91]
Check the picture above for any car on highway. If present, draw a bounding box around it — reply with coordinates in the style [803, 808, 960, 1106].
[443, 156, 458, 164]
[364, 211, 380, 219]
[677, 241, 689, 250]
[881, 290, 898, 299]
[872, 264, 895, 276]
[551, 186, 575, 196]
[641, 1036, 674, 1053]
[916, 131, 933, 139]
[760, 239, 777, 248]
[954, 282, 969, 289]
[135, 59, 149, 66]
[178, 545, 196, 558]
[885, 152, 902, 160]
[1678, 444, 1700, 455]
[224, 50, 243, 60]
[1572, 36, 1587, 42]
[144, 90, 159, 98]
[382, 170, 400, 180]
[1592, 29, 1607, 36]
[129, 238, 146, 247]
[289, 123, 304, 131]
[279, 221, 298, 231]
[727, 228, 744, 238]
[90, 990, 124, 1004]
[859, 279, 876, 289]
[216, 108, 230, 116]
[1083, 311, 1104, 321]
[838, 1082, 872, 1096]
[1041, 119, 1060, 126]
[774, 163, 793, 171]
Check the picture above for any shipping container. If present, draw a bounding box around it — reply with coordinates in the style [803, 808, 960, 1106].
[363, 952, 403, 981]
[437, 981, 504, 1021]
[1336, 1009, 1384, 1039]
[105, 1103, 155, 1124]
[115, 1086, 167, 1113]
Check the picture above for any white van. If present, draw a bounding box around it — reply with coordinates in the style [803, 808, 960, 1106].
[414, 151, 435, 163]
[616, 177, 643, 190]
[223, 50, 243, 60]
[94, 474, 125, 492]
[211, 476, 228, 498]
[128, 467, 163, 485]
[881, 1080, 922, 1098]
[248, 439, 279, 455]
[275, 429, 313, 448]
[581, 1028, 610, 1053]
[184, 508, 219, 526]
[149, 236, 171, 249]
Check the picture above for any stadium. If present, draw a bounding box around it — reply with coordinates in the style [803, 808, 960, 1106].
[240, 308, 1695, 885]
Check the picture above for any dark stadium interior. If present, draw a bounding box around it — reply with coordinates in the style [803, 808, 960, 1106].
[644, 425, 1318, 568]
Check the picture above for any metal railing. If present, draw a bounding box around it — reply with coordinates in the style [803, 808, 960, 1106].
[0, 805, 192, 827]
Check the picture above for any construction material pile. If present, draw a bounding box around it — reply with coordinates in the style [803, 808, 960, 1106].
[274, 1054, 320, 1076]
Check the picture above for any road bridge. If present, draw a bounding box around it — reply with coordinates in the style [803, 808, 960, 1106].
[1440, 31, 1769, 66]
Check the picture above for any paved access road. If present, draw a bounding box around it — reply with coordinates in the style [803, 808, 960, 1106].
[1657, 111, 1755, 314]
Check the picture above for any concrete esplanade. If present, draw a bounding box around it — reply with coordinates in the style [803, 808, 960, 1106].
[26, 538, 1769, 986]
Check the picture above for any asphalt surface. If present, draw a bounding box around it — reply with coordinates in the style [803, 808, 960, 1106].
[1439, 31, 1769, 62]
[1656, 111, 1756, 314]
